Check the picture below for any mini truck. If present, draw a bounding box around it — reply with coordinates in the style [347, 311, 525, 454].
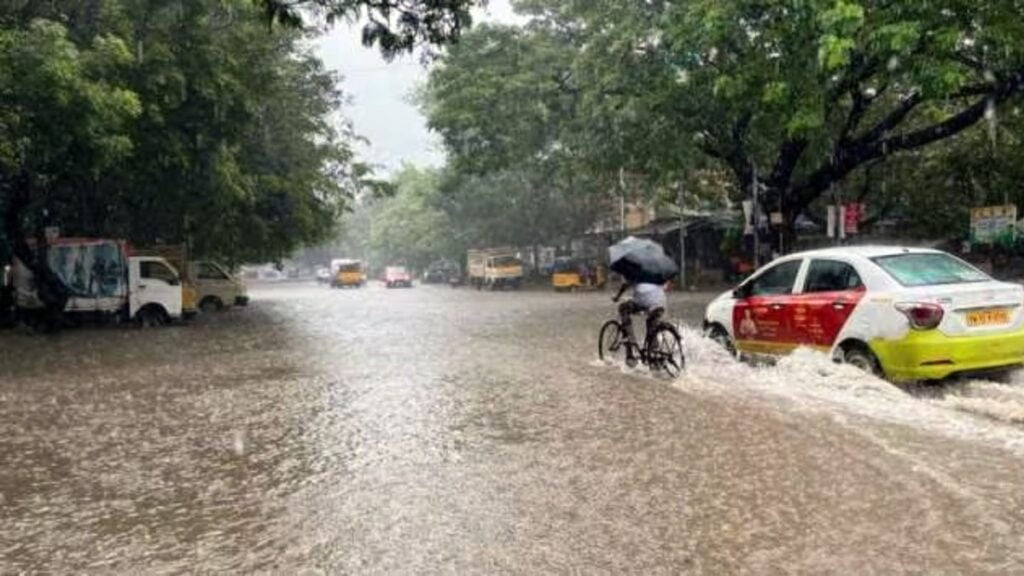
[189, 260, 249, 311]
[467, 248, 524, 290]
[13, 238, 183, 326]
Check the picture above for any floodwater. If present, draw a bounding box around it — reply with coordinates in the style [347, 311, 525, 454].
[3, 283, 1024, 573]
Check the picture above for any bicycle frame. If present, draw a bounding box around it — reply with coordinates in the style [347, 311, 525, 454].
[616, 323, 668, 367]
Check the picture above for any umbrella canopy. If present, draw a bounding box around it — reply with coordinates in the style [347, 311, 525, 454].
[608, 237, 679, 284]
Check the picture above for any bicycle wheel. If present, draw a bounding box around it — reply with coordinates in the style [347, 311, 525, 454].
[599, 320, 627, 363]
[648, 324, 685, 377]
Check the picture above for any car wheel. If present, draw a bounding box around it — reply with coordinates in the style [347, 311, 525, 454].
[843, 344, 883, 377]
[200, 297, 224, 313]
[706, 324, 736, 356]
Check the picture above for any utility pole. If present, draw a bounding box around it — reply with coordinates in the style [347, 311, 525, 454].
[677, 184, 686, 290]
[751, 162, 760, 268]
[618, 167, 626, 234]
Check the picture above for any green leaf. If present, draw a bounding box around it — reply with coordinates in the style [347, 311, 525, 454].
[819, 34, 856, 71]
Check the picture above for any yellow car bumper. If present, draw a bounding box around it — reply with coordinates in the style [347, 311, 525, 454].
[335, 273, 363, 286]
[870, 327, 1024, 382]
[552, 273, 580, 289]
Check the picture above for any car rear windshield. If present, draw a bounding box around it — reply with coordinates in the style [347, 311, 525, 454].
[871, 253, 990, 287]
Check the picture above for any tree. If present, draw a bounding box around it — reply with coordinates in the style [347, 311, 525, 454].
[0, 19, 141, 314]
[2, 0, 478, 321]
[369, 165, 456, 271]
[422, 23, 613, 254]
[514, 0, 1024, 247]
[102, 0, 367, 264]
[256, 0, 480, 58]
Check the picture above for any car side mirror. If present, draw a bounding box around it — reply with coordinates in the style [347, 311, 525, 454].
[169, 278, 180, 287]
[733, 286, 748, 300]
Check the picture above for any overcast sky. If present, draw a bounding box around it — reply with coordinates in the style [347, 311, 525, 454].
[313, 1, 524, 175]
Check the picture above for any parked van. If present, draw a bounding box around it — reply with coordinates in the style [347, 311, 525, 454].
[189, 261, 249, 311]
[13, 238, 182, 326]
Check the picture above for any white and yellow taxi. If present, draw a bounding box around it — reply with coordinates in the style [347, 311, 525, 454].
[703, 246, 1024, 382]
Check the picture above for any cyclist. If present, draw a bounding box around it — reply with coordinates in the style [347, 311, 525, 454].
[612, 280, 667, 366]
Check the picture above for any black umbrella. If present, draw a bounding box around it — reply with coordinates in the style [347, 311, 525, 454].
[608, 236, 679, 284]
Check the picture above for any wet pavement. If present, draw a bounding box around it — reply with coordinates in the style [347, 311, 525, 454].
[3, 282, 1024, 573]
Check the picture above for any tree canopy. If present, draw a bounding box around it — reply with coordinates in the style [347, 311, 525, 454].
[0, 0, 479, 273]
[420, 0, 1024, 251]
[256, 0, 479, 58]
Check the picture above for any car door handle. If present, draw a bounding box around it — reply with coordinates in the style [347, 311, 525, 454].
[770, 303, 785, 311]
[832, 301, 847, 310]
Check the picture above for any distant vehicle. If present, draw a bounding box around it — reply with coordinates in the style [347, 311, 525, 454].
[384, 266, 413, 288]
[552, 257, 607, 292]
[258, 269, 286, 281]
[315, 267, 331, 284]
[330, 259, 365, 288]
[189, 261, 249, 311]
[467, 248, 524, 290]
[704, 246, 1024, 382]
[424, 259, 460, 284]
[12, 238, 183, 327]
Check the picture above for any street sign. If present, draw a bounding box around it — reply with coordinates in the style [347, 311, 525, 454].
[971, 204, 1017, 244]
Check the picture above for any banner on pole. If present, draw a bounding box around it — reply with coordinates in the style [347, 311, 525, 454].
[843, 203, 864, 235]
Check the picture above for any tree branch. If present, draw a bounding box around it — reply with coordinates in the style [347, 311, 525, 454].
[790, 69, 1024, 213]
[853, 91, 923, 145]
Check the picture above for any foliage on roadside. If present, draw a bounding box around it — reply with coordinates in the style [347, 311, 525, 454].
[421, 0, 1024, 248]
[0, 0, 477, 271]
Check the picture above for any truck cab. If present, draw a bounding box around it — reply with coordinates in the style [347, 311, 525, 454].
[485, 254, 524, 290]
[467, 248, 524, 290]
[130, 257, 184, 325]
[191, 260, 248, 311]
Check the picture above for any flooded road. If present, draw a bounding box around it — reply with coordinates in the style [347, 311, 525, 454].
[4, 282, 1024, 573]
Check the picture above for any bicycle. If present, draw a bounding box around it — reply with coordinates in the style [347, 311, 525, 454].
[598, 316, 686, 377]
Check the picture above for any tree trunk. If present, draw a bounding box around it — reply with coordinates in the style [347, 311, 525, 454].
[3, 172, 69, 329]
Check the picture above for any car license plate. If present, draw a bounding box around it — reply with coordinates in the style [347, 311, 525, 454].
[965, 308, 1011, 327]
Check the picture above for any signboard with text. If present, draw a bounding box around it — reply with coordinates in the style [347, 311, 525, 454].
[970, 205, 1017, 245]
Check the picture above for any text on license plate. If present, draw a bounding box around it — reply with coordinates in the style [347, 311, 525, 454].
[965, 309, 1011, 327]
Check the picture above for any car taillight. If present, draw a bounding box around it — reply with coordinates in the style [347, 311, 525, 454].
[895, 302, 944, 331]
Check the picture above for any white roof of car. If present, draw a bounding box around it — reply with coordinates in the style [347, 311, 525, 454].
[786, 245, 941, 260]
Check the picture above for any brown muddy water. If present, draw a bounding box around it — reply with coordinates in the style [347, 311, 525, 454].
[3, 282, 1024, 573]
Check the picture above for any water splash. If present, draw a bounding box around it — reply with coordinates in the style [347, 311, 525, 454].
[669, 326, 1024, 455]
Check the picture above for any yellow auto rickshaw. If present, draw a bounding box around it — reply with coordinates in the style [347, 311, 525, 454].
[552, 258, 606, 292]
[331, 259, 365, 288]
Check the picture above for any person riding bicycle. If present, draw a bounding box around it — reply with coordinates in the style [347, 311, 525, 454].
[612, 280, 667, 366]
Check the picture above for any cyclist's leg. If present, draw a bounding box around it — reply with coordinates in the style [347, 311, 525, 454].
[644, 307, 665, 350]
[618, 300, 640, 357]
